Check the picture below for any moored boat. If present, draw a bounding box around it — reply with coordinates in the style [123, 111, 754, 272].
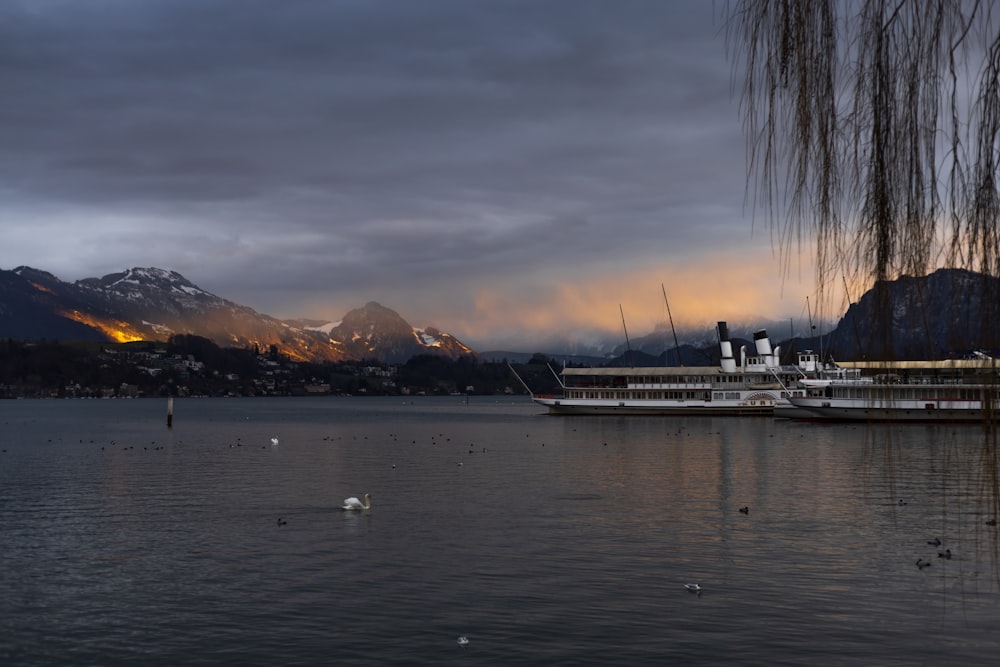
[779, 357, 1000, 422]
[525, 323, 811, 415]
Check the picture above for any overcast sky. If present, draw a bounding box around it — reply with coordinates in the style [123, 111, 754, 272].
[0, 0, 826, 350]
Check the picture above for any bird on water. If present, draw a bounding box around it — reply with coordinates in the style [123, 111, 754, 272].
[342, 493, 372, 511]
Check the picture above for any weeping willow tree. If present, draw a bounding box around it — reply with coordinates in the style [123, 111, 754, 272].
[725, 0, 1000, 357]
[726, 0, 1000, 575]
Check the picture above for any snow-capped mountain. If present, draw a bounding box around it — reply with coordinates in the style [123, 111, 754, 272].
[300, 301, 475, 364]
[3, 264, 997, 364]
[0, 267, 476, 363]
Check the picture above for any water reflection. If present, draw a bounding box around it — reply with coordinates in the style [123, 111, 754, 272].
[1, 398, 998, 665]
[862, 421, 1000, 585]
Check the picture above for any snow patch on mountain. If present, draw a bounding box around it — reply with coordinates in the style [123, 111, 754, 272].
[142, 320, 174, 335]
[415, 328, 441, 347]
[305, 321, 340, 335]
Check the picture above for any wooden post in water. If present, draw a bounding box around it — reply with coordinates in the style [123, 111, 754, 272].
[167, 396, 174, 428]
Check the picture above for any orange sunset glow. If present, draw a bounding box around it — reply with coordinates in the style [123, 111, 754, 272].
[60, 310, 147, 343]
[30, 282, 54, 295]
[444, 250, 850, 346]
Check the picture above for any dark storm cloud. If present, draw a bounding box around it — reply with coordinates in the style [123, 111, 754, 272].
[0, 0, 771, 346]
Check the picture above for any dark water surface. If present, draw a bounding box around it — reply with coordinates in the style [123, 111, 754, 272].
[2, 397, 998, 665]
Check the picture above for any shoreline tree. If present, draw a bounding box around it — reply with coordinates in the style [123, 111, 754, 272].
[725, 0, 1000, 355]
[725, 0, 999, 572]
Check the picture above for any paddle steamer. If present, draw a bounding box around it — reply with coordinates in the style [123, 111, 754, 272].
[525, 322, 811, 415]
[780, 355, 1000, 422]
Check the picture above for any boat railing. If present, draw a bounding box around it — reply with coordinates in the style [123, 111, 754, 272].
[822, 379, 982, 390]
[628, 382, 712, 390]
[822, 377, 876, 386]
[905, 376, 996, 386]
[858, 377, 988, 387]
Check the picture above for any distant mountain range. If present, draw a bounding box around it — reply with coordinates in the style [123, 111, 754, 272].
[809, 268, 1000, 360]
[0, 265, 995, 363]
[493, 268, 1000, 364]
[0, 266, 473, 363]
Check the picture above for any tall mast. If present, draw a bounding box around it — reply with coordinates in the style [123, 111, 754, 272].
[806, 295, 822, 364]
[620, 304, 634, 369]
[661, 284, 682, 366]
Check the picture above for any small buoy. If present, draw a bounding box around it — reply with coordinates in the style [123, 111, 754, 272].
[457, 635, 470, 646]
[271, 437, 279, 446]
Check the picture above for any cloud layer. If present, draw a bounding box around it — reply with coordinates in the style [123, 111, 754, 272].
[0, 1, 822, 349]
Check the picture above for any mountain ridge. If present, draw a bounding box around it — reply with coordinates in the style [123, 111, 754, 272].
[1, 265, 995, 363]
[0, 266, 475, 364]
[820, 268, 1000, 360]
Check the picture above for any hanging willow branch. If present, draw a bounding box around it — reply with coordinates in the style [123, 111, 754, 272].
[725, 0, 1000, 353]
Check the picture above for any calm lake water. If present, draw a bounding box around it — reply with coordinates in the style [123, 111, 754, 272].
[2, 396, 998, 665]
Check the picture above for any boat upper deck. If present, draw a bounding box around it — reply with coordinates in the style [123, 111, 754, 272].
[837, 359, 999, 373]
[559, 365, 805, 378]
[558, 365, 806, 390]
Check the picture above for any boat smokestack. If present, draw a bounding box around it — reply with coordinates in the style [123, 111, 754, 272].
[753, 330, 772, 356]
[718, 321, 737, 373]
[754, 329, 777, 367]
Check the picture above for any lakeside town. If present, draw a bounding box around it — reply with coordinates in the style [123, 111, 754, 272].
[0, 335, 551, 400]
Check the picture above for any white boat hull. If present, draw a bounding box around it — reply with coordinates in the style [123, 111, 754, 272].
[783, 396, 999, 422]
[532, 394, 783, 416]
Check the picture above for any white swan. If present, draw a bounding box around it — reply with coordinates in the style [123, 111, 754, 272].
[342, 493, 372, 511]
